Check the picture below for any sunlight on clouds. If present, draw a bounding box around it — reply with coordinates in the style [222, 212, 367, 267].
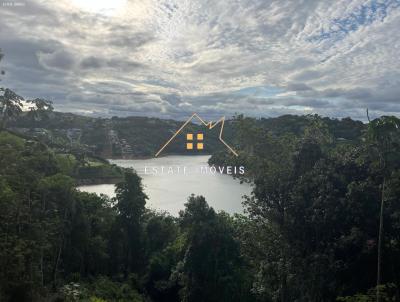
[0, 0, 399, 119]
[70, 0, 128, 16]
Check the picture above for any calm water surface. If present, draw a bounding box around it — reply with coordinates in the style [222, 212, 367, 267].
[78, 155, 252, 216]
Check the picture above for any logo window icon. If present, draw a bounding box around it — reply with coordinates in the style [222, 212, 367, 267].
[155, 113, 238, 157]
[186, 133, 203, 150]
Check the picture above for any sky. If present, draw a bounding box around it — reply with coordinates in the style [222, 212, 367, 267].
[0, 0, 399, 120]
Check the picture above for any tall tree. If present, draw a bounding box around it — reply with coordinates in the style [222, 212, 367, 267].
[110, 170, 147, 276]
[178, 195, 252, 302]
[27, 98, 54, 122]
[367, 116, 400, 302]
[0, 52, 23, 130]
[0, 88, 24, 130]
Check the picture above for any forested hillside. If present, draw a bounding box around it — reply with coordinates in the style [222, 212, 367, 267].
[2, 81, 366, 160]
[209, 114, 400, 301]
[9, 112, 235, 158]
[0, 130, 254, 302]
[1, 113, 400, 301]
[10, 110, 366, 160]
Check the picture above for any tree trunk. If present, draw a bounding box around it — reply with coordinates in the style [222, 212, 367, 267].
[53, 236, 63, 289]
[40, 248, 44, 287]
[280, 271, 287, 302]
[376, 178, 386, 302]
[53, 206, 68, 289]
[280, 194, 287, 302]
[0, 110, 8, 130]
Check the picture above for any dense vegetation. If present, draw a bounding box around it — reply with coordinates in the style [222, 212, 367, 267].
[0, 130, 254, 302]
[9, 112, 235, 158]
[1, 112, 400, 301]
[0, 85, 123, 184]
[2, 50, 400, 301]
[9, 111, 365, 158]
[9, 111, 366, 160]
[210, 114, 400, 301]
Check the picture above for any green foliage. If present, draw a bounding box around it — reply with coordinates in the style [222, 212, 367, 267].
[76, 164, 123, 183]
[178, 195, 255, 302]
[0, 88, 53, 131]
[216, 114, 400, 301]
[56, 154, 78, 175]
[0, 88, 24, 129]
[337, 284, 398, 302]
[10, 111, 232, 157]
[0, 132, 145, 301]
[1, 112, 400, 302]
[10, 110, 364, 159]
[83, 276, 144, 302]
[367, 116, 400, 172]
[58, 278, 145, 302]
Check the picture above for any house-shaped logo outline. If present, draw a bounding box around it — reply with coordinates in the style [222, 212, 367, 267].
[155, 113, 238, 157]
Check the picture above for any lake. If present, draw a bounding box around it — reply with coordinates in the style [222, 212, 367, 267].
[78, 155, 252, 216]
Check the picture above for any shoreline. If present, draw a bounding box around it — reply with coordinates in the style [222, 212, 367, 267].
[75, 177, 122, 186]
[106, 153, 212, 160]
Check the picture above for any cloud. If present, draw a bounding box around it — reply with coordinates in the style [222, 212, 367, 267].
[80, 56, 102, 69]
[38, 49, 76, 71]
[285, 82, 313, 92]
[108, 31, 154, 49]
[0, 0, 399, 120]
